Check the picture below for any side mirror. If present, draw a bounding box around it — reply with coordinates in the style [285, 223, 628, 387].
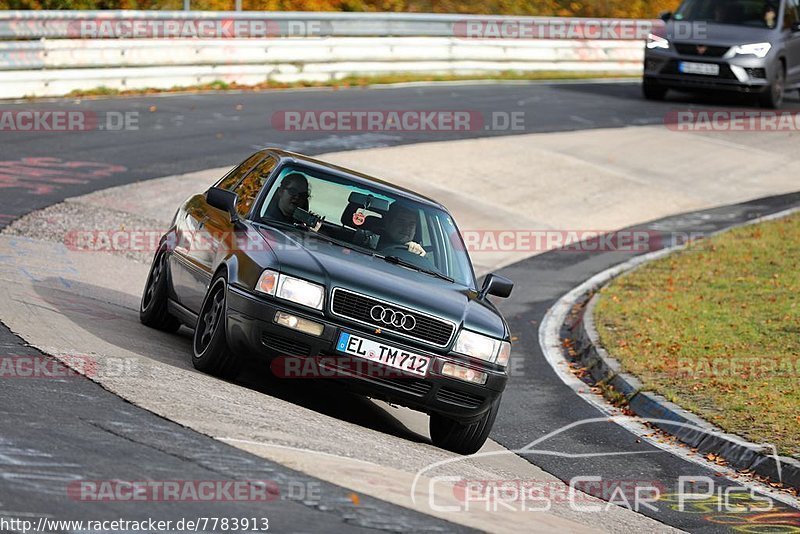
[479, 273, 514, 299]
[659, 11, 672, 21]
[206, 187, 239, 224]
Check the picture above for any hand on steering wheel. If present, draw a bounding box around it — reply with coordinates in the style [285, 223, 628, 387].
[384, 242, 426, 257]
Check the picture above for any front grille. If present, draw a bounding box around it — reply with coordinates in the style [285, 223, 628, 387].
[368, 376, 432, 396]
[436, 387, 484, 408]
[330, 288, 455, 347]
[261, 332, 311, 357]
[673, 42, 730, 58]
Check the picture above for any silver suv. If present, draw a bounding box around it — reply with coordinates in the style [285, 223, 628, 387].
[643, 0, 800, 107]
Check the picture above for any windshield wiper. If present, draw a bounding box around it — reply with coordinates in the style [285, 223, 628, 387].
[380, 255, 455, 283]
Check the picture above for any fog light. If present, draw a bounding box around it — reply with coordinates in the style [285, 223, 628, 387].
[274, 312, 324, 336]
[442, 362, 487, 385]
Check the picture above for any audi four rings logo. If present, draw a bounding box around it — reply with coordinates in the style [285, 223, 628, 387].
[370, 305, 417, 331]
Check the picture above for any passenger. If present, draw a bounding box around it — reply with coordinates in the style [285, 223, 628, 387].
[264, 173, 310, 224]
[713, 2, 729, 22]
[764, 3, 778, 28]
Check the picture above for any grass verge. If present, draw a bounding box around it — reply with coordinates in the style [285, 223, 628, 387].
[60, 70, 639, 99]
[594, 212, 800, 458]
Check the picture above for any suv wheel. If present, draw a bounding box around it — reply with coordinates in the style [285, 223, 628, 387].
[140, 251, 181, 332]
[429, 396, 501, 455]
[192, 275, 242, 379]
[642, 78, 668, 101]
[760, 64, 785, 108]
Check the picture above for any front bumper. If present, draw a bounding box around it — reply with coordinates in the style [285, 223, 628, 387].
[226, 286, 507, 420]
[644, 46, 773, 93]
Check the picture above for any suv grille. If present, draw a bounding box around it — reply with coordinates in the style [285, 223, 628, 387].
[673, 42, 730, 58]
[330, 288, 455, 347]
[662, 60, 738, 80]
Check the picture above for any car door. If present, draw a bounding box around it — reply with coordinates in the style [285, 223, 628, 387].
[783, 0, 800, 85]
[169, 152, 266, 312]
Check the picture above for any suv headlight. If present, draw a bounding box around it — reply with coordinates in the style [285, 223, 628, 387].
[732, 42, 771, 58]
[454, 329, 511, 366]
[646, 33, 670, 50]
[255, 270, 325, 310]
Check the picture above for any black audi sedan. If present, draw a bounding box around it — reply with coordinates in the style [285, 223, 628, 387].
[140, 149, 513, 454]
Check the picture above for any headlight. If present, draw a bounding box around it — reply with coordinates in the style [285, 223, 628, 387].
[646, 33, 669, 50]
[255, 270, 325, 310]
[453, 329, 511, 366]
[732, 42, 771, 58]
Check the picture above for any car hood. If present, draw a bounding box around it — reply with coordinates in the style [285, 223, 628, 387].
[256, 226, 507, 342]
[667, 21, 775, 46]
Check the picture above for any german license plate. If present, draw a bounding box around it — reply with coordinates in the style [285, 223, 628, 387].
[679, 62, 720, 76]
[336, 332, 431, 377]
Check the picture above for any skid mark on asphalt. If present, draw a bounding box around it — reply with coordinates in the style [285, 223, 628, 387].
[0, 158, 126, 196]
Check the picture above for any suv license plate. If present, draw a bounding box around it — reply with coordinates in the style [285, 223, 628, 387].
[679, 62, 720, 76]
[336, 332, 431, 377]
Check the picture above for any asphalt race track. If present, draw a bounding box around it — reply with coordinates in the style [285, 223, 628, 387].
[1, 81, 799, 533]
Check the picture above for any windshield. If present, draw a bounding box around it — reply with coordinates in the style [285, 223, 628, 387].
[675, 0, 780, 28]
[256, 163, 476, 287]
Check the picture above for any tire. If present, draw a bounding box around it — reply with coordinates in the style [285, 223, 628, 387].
[759, 64, 785, 109]
[192, 275, 242, 379]
[140, 250, 181, 332]
[642, 78, 668, 101]
[429, 396, 501, 455]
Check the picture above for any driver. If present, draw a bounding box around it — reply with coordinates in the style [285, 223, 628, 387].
[379, 202, 427, 257]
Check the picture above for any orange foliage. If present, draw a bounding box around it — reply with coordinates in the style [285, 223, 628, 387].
[1, 0, 683, 18]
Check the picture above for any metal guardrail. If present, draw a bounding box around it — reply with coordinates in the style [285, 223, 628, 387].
[37, 37, 643, 69]
[0, 41, 44, 69]
[0, 11, 648, 98]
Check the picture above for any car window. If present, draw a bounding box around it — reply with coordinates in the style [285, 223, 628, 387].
[675, 0, 781, 27]
[216, 152, 265, 191]
[233, 156, 277, 217]
[257, 163, 476, 287]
